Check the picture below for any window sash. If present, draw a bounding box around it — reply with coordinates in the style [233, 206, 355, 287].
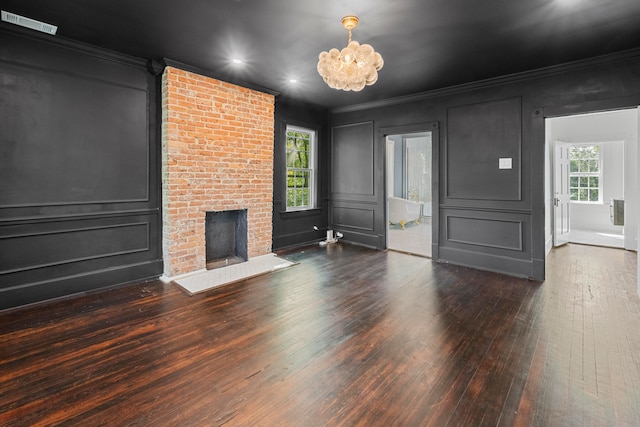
[286, 126, 316, 211]
[569, 145, 601, 203]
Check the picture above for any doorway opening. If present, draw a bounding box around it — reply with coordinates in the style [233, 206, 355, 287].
[385, 131, 432, 257]
[546, 109, 638, 253]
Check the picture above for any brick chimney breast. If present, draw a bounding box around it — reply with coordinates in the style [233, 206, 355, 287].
[161, 67, 275, 277]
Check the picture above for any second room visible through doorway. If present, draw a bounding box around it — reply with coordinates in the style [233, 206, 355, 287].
[386, 131, 432, 257]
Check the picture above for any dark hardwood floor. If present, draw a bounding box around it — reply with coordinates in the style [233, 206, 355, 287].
[0, 243, 638, 426]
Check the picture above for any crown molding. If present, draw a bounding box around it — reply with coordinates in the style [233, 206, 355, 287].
[0, 22, 147, 69]
[331, 47, 640, 114]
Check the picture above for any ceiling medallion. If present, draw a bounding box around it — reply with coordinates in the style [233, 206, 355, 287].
[317, 15, 384, 92]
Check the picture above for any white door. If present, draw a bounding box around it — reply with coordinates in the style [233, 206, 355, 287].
[554, 142, 571, 246]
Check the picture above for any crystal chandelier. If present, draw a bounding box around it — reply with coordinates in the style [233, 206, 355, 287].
[317, 16, 384, 92]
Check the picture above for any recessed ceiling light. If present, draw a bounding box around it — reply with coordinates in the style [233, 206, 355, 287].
[556, 0, 580, 6]
[289, 79, 298, 83]
[231, 58, 243, 64]
[1, 10, 57, 35]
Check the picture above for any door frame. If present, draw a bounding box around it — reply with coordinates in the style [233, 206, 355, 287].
[380, 122, 440, 259]
[536, 103, 639, 287]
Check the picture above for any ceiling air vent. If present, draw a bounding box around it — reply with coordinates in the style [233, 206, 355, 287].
[2, 11, 57, 35]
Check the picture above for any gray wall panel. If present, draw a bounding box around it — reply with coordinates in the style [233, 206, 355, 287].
[446, 216, 523, 251]
[332, 206, 375, 231]
[329, 120, 386, 249]
[439, 208, 531, 260]
[446, 97, 522, 201]
[0, 214, 160, 294]
[0, 29, 162, 309]
[0, 63, 149, 207]
[0, 222, 150, 275]
[331, 122, 375, 197]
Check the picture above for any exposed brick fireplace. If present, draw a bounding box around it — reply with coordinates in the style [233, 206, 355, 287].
[161, 66, 275, 278]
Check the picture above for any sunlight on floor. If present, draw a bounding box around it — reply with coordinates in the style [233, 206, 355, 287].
[569, 228, 624, 249]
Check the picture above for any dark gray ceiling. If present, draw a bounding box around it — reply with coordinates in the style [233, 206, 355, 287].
[3, 0, 640, 110]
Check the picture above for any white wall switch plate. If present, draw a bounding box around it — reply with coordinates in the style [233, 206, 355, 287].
[499, 157, 512, 169]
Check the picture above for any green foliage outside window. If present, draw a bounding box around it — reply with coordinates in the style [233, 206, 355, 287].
[286, 128, 314, 209]
[569, 145, 600, 202]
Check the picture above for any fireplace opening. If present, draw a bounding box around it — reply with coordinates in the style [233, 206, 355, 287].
[205, 210, 248, 270]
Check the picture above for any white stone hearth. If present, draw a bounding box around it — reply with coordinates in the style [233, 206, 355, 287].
[165, 254, 296, 295]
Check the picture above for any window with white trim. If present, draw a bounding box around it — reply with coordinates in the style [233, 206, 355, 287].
[285, 125, 316, 210]
[569, 145, 601, 202]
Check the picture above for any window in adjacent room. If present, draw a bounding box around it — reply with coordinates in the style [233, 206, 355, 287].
[569, 144, 601, 202]
[286, 125, 316, 210]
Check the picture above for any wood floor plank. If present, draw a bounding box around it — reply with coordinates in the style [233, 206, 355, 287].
[0, 243, 638, 426]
